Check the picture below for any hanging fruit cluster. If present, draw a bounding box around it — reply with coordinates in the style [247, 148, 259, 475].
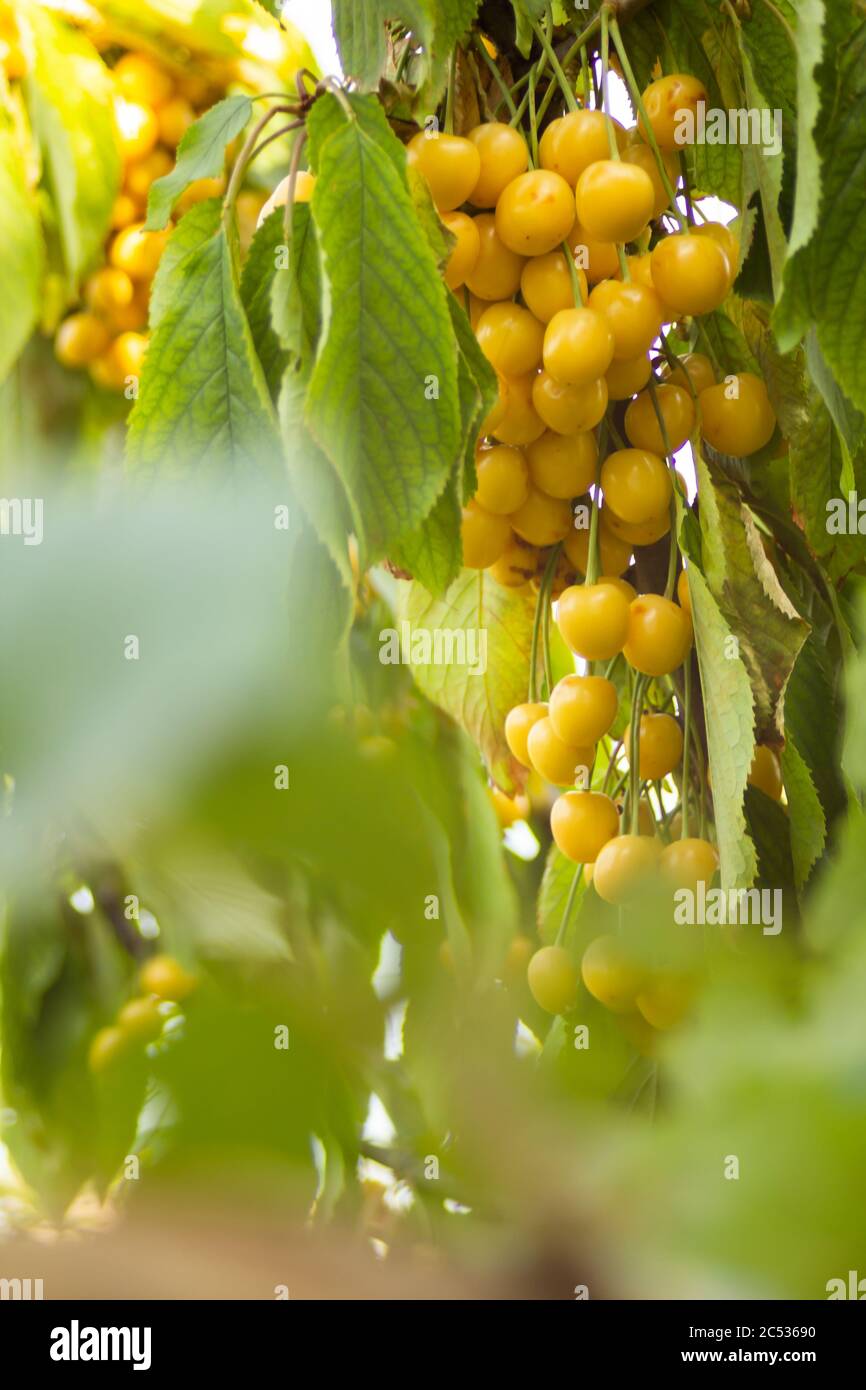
[88, 954, 196, 1074]
[47, 14, 302, 395]
[410, 17, 782, 1037]
[52, 46, 260, 393]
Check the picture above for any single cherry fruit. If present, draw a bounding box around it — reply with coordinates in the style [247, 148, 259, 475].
[625, 711, 684, 779]
[527, 945, 580, 1015]
[699, 373, 777, 456]
[659, 837, 719, 890]
[650, 233, 730, 316]
[591, 834, 661, 905]
[509, 486, 573, 546]
[505, 701, 549, 768]
[476, 301, 545, 377]
[543, 306, 615, 387]
[475, 443, 531, 515]
[526, 717, 594, 787]
[557, 582, 631, 661]
[464, 214, 526, 300]
[550, 673, 618, 746]
[466, 122, 529, 207]
[139, 954, 197, 1002]
[581, 935, 645, 1013]
[406, 130, 481, 211]
[624, 384, 695, 454]
[575, 160, 655, 244]
[532, 372, 608, 436]
[442, 211, 481, 290]
[551, 789, 620, 863]
[639, 74, 708, 152]
[748, 745, 783, 801]
[588, 280, 663, 361]
[496, 169, 576, 256]
[461, 499, 511, 568]
[526, 430, 598, 498]
[601, 447, 672, 526]
[623, 594, 693, 676]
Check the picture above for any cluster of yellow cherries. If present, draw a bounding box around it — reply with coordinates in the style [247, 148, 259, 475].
[53, 50, 266, 392]
[88, 954, 197, 1074]
[407, 74, 776, 593]
[408, 71, 781, 1030]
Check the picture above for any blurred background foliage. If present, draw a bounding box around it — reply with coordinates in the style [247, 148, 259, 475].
[0, 461, 864, 1298]
[1, 0, 865, 1301]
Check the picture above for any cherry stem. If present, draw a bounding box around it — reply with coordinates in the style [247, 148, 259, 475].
[528, 63, 540, 166]
[681, 653, 693, 838]
[695, 318, 725, 379]
[538, 542, 562, 698]
[247, 121, 306, 168]
[532, 13, 578, 113]
[646, 376, 680, 601]
[562, 239, 585, 305]
[628, 674, 648, 835]
[474, 32, 520, 124]
[658, 329, 699, 402]
[445, 50, 456, 134]
[679, 153, 697, 225]
[223, 105, 289, 224]
[282, 129, 308, 244]
[556, 864, 584, 946]
[585, 423, 607, 586]
[608, 15, 686, 229]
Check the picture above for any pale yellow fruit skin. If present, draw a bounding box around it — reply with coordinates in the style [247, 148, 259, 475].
[527, 945, 579, 1015]
[592, 834, 661, 905]
[748, 745, 783, 800]
[257, 171, 316, 227]
[581, 935, 645, 1013]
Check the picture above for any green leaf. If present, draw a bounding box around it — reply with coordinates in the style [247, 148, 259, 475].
[126, 201, 281, 472]
[701, 301, 760, 376]
[784, 635, 847, 834]
[279, 366, 357, 603]
[270, 202, 322, 365]
[397, 569, 539, 792]
[389, 472, 463, 596]
[537, 845, 584, 946]
[0, 118, 44, 382]
[743, 787, 797, 910]
[388, 296, 497, 595]
[774, 0, 823, 263]
[683, 564, 757, 890]
[780, 739, 825, 891]
[696, 455, 809, 741]
[736, 40, 786, 298]
[25, 7, 120, 283]
[803, 329, 866, 501]
[448, 291, 498, 501]
[240, 209, 291, 399]
[774, 20, 866, 412]
[305, 94, 462, 556]
[765, 345, 865, 582]
[145, 95, 252, 232]
[331, 1, 480, 105]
